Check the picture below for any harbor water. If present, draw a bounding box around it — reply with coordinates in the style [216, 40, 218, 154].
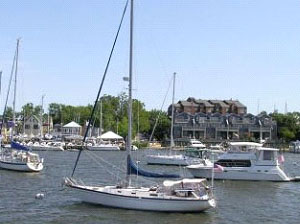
[0, 149, 300, 224]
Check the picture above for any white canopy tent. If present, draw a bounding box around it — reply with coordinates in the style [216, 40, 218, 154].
[98, 131, 123, 140]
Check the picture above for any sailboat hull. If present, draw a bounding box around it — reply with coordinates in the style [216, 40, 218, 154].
[146, 154, 201, 166]
[87, 145, 120, 151]
[0, 160, 43, 172]
[66, 184, 215, 212]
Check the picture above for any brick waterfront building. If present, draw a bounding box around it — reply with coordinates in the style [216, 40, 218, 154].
[168, 97, 277, 142]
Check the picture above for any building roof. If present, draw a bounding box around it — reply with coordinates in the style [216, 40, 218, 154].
[224, 100, 246, 108]
[63, 121, 81, 128]
[25, 114, 41, 123]
[174, 103, 181, 108]
[179, 101, 193, 107]
[209, 100, 229, 108]
[194, 99, 214, 107]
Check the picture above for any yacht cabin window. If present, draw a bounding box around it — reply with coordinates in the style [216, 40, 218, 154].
[263, 150, 274, 161]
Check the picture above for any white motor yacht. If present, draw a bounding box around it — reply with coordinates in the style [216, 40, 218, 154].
[188, 139, 206, 149]
[187, 142, 290, 181]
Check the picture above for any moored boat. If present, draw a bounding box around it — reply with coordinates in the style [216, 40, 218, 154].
[0, 141, 43, 172]
[147, 148, 211, 166]
[63, 0, 216, 212]
[27, 141, 64, 151]
[187, 142, 290, 181]
[86, 143, 120, 151]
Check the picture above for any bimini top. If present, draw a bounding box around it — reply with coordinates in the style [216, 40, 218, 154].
[257, 147, 279, 151]
[229, 142, 263, 147]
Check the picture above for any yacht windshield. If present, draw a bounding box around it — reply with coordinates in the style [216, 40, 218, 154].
[263, 151, 274, 161]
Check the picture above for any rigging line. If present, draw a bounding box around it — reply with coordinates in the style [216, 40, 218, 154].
[85, 150, 125, 174]
[89, 150, 160, 186]
[71, 0, 129, 177]
[148, 75, 173, 142]
[0, 43, 17, 135]
[84, 151, 123, 183]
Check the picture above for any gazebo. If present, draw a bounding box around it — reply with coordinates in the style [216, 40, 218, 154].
[62, 121, 82, 137]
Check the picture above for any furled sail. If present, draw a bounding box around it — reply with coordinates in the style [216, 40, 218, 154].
[127, 155, 180, 178]
[11, 141, 30, 151]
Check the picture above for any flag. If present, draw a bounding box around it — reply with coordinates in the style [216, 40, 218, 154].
[278, 154, 285, 164]
[214, 164, 224, 172]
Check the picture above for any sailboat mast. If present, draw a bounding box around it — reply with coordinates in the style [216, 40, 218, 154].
[40, 94, 45, 137]
[126, 0, 134, 185]
[0, 71, 2, 106]
[12, 39, 20, 138]
[99, 100, 102, 137]
[170, 72, 176, 148]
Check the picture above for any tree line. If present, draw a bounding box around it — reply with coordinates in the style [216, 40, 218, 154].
[3, 93, 300, 143]
[3, 92, 170, 141]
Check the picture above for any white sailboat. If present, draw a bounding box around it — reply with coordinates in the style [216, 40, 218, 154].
[188, 139, 206, 149]
[0, 141, 43, 172]
[146, 73, 207, 166]
[86, 105, 120, 151]
[0, 39, 43, 172]
[64, 0, 215, 212]
[187, 142, 290, 181]
[0, 39, 44, 172]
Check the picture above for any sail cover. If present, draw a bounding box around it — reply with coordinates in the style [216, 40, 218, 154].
[11, 141, 30, 151]
[127, 155, 180, 178]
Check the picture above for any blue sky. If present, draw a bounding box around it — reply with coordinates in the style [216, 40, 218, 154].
[0, 0, 299, 114]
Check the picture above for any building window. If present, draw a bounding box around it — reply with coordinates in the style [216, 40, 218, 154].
[25, 124, 30, 129]
[33, 124, 39, 129]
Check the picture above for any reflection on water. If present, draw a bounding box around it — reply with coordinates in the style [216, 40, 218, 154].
[0, 150, 300, 224]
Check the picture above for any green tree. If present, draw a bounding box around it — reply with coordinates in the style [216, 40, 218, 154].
[4, 106, 13, 120]
[271, 112, 300, 141]
[147, 109, 170, 141]
[21, 103, 34, 117]
[279, 127, 295, 141]
[49, 103, 62, 124]
[118, 116, 128, 138]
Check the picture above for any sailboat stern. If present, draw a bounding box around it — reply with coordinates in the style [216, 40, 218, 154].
[27, 162, 43, 172]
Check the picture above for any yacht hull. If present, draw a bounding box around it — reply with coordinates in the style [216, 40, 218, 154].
[67, 185, 215, 212]
[187, 165, 290, 181]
